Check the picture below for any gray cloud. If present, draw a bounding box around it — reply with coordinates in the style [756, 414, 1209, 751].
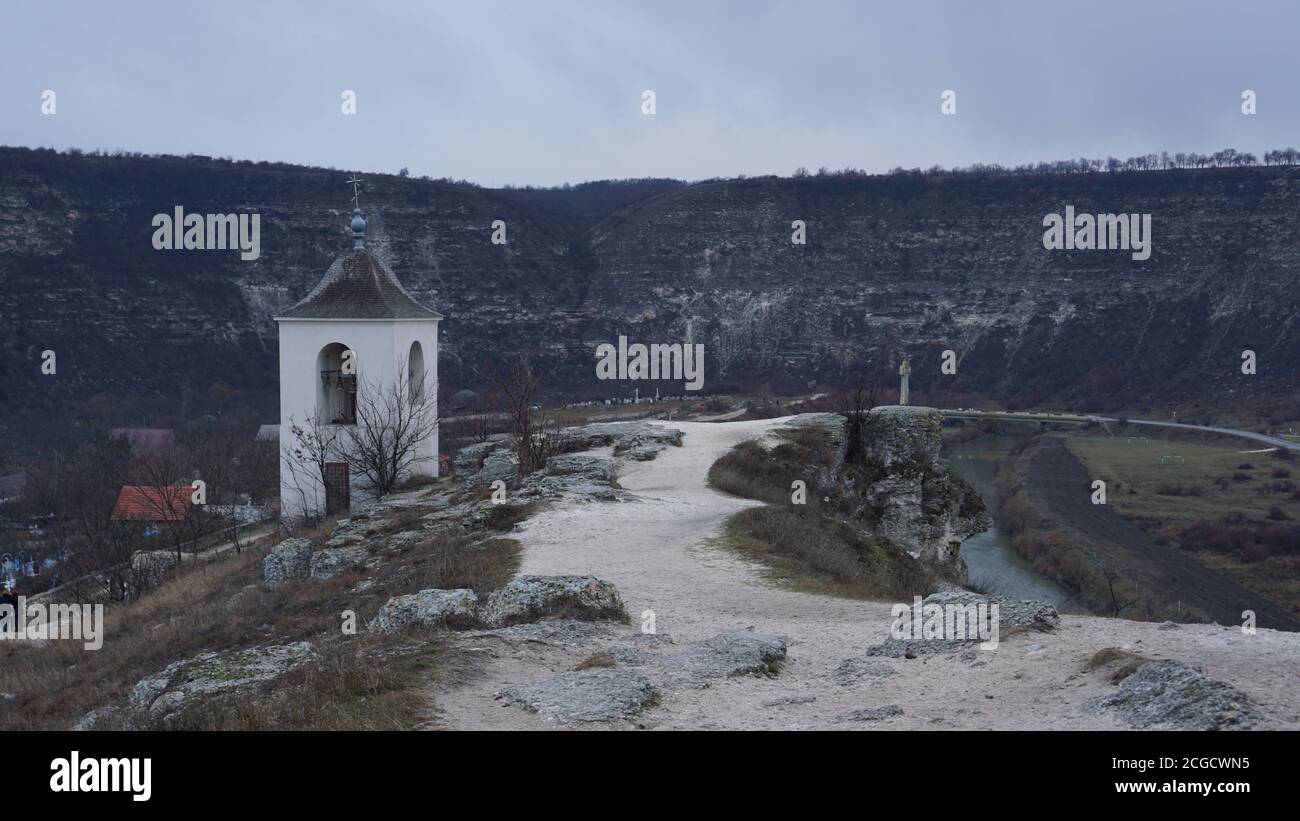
[4, 0, 1297, 186]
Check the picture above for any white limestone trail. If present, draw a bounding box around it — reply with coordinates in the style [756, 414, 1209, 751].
[435, 418, 1300, 730]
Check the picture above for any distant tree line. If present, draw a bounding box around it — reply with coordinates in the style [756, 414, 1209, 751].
[794, 146, 1300, 180]
[9, 141, 1300, 192]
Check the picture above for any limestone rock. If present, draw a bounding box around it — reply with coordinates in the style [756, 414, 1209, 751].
[369, 588, 479, 633]
[262, 538, 313, 589]
[128, 642, 316, 721]
[483, 575, 628, 627]
[487, 619, 622, 646]
[310, 545, 369, 580]
[831, 657, 898, 685]
[784, 408, 990, 580]
[497, 668, 658, 724]
[606, 630, 787, 689]
[454, 440, 500, 475]
[924, 591, 1060, 631]
[1093, 660, 1259, 730]
[840, 704, 904, 722]
[546, 453, 616, 482]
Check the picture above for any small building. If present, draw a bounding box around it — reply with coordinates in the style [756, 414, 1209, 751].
[112, 485, 192, 535]
[274, 207, 442, 520]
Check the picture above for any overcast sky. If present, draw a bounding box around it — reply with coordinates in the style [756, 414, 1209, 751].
[5, 1, 1299, 187]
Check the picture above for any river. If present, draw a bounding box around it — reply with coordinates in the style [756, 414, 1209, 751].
[947, 435, 1081, 611]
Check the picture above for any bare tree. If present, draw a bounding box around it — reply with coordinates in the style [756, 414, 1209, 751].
[130, 444, 213, 566]
[342, 362, 439, 496]
[59, 435, 153, 601]
[486, 358, 551, 476]
[1099, 564, 1137, 617]
[191, 428, 259, 554]
[281, 414, 342, 524]
[840, 375, 878, 467]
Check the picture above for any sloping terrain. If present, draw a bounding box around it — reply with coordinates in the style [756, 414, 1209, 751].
[1026, 437, 1300, 630]
[427, 420, 1300, 730]
[4, 147, 1300, 453]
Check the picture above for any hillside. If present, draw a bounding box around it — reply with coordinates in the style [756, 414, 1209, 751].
[3, 147, 1300, 450]
[7, 417, 1294, 732]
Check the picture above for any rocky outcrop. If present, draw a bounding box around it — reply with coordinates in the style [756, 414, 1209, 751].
[128, 642, 317, 723]
[603, 630, 788, 689]
[863, 593, 1058, 659]
[456, 422, 681, 494]
[483, 575, 628, 627]
[1092, 660, 1259, 730]
[262, 538, 313, 589]
[787, 408, 991, 578]
[550, 422, 683, 455]
[497, 669, 658, 724]
[130, 550, 178, 587]
[310, 545, 369, 580]
[369, 589, 479, 633]
[925, 591, 1060, 631]
[854, 407, 991, 577]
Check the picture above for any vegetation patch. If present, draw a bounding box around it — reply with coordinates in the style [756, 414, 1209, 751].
[1084, 647, 1149, 683]
[707, 426, 834, 506]
[1068, 432, 1300, 617]
[718, 506, 940, 600]
[0, 502, 524, 730]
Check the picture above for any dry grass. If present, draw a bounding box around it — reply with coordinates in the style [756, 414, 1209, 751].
[719, 506, 941, 601]
[707, 426, 834, 506]
[483, 501, 542, 532]
[402, 535, 522, 597]
[1083, 647, 1149, 683]
[572, 653, 617, 671]
[148, 639, 444, 730]
[0, 514, 523, 730]
[707, 427, 949, 600]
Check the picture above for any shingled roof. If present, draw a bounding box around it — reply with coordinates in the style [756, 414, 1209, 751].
[277, 249, 443, 320]
[112, 485, 191, 522]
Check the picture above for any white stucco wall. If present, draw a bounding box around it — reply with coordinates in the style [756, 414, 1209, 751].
[276, 317, 440, 520]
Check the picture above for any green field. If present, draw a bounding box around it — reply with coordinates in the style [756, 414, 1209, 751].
[1068, 433, 1300, 613]
[1069, 435, 1300, 530]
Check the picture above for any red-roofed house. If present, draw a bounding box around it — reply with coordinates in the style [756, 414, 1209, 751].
[112, 485, 192, 523]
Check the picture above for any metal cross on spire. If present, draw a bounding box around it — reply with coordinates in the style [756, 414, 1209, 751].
[346, 174, 364, 210]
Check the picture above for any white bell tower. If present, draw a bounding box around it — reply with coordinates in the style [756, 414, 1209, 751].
[275, 201, 442, 521]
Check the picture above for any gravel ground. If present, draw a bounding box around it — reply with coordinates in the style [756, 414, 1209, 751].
[428, 419, 1300, 731]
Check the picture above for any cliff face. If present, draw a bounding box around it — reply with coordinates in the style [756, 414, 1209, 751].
[3, 147, 1299, 436]
[850, 407, 990, 578]
[786, 408, 990, 579]
[586, 172, 1300, 409]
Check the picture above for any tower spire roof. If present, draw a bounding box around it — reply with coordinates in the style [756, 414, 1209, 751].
[275, 197, 442, 321]
[346, 174, 366, 249]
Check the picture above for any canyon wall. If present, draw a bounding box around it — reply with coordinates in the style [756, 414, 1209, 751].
[3, 147, 1299, 442]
